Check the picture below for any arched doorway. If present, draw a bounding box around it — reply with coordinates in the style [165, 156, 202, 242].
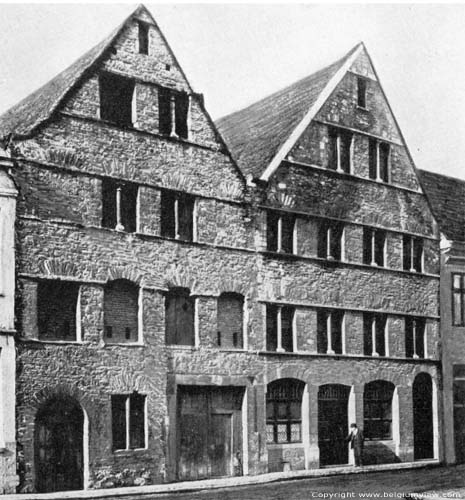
[413, 373, 434, 460]
[34, 396, 84, 493]
[318, 384, 351, 466]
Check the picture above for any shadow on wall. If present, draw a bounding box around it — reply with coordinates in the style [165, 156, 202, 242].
[363, 441, 401, 465]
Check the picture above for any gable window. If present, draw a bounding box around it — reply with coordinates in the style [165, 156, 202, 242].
[217, 292, 244, 349]
[328, 127, 352, 174]
[37, 281, 80, 341]
[317, 309, 344, 355]
[363, 313, 387, 357]
[104, 280, 139, 343]
[453, 274, 465, 326]
[102, 178, 138, 233]
[369, 139, 390, 182]
[165, 288, 195, 346]
[266, 304, 294, 352]
[99, 72, 135, 127]
[363, 228, 386, 266]
[158, 88, 189, 139]
[138, 22, 149, 55]
[402, 235, 423, 272]
[364, 381, 394, 440]
[357, 77, 367, 108]
[405, 317, 426, 359]
[266, 210, 295, 254]
[266, 379, 304, 444]
[112, 392, 146, 451]
[317, 220, 344, 261]
[160, 190, 195, 241]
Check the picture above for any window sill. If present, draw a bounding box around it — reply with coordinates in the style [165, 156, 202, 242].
[113, 447, 148, 455]
[104, 342, 145, 348]
[267, 442, 304, 449]
[20, 338, 83, 345]
[166, 344, 197, 350]
[365, 439, 394, 444]
[356, 105, 369, 112]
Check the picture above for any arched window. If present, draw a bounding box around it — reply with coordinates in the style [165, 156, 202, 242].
[104, 279, 139, 343]
[165, 287, 195, 345]
[217, 292, 244, 348]
[364, 380, 395, 440]
[266, 378, 304, 444]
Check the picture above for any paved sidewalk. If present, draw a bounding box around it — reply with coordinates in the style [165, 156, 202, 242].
[3, 460, 440, 499]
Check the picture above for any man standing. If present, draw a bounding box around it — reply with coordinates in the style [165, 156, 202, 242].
[347, 423, 364, 466]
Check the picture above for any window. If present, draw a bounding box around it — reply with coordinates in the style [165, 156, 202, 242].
[266, 304, 294, 352]
[160, 190, 195, 241]
[37, 281, 80, 341]
[317, 309, 344, 354]
[363, 313, 387, 356]
[104, 280, 139, 343]
[453, 274, 465, 326]
[99, 72, 135, 127]
[364, 381, 394, 440]
[266, 210, 295, 253]
[158, 88, 189, 139]
[328, 127, 352, 173]
[368, 139, 390, 182]
[217, 292, 244, 349]
[112, 392, 146, 451]
[165, 288, 195, 345]
[102, 178, 138, 233]
[317, 220, 344, 261]
[138, 22, 149, 55]
[402, 235, 423, 272]
[363, 228, 386, 266]
[266, 379, 304, 444]
[405, 317, 426, 358]
[357, 77, 367, 108]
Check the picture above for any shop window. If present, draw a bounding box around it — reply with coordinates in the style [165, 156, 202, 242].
[317, 220, 344, 261]
[266, 378, 304, 444]
[405, 317, 426, 359]
[363, 313, 387, 356]
[37, 281, 80, 341]
[165, 288, 195, 345]
[363, 228, 386, 266]
[266, 304, 294, 352]
[266, 210, 295, 254]
[104, 279, 139, 343]
[217, 292, 244, 349]
[364, 381, 394, 440]
[317, 309, 344, 354]
[99, 72, 135, 127]
[160, 190, 195, 241]
[112, 392, 146, 451]
[102, 178, 138, 233]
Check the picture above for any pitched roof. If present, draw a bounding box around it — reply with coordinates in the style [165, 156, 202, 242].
[418, 169, 465, 242]
[0, 5, 149, 139]
[215, 44, 361, 179]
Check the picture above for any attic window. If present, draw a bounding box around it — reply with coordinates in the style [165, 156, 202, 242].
[357, 77, 367, 108]
[138, 22, 149, 55]
[158, 88, 189, 139]
[99, 72, 135, 127]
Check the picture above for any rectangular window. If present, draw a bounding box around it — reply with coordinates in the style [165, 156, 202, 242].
[357, 77, 367, 108]
[99, 72, 135, 127]
[317, 309, 344, 354]
[327, 127, 352, 173]
[403, 235, 423, 272]
[158, 88, 189, 139]
[405, 317, 426, 358]
[452, 274, 465, 326]
[165, 288, 195, 345]
[138, 22, 149, 55]
[266, 304, 294, 352]
[363, 228, 386, 266]
[363, 313, 387, 356]
[37, 281, 80, 341]
[160, 190, 195, 241]
[102, 178, 138, 233]
[266, 210, 295, 254]
[368, 139, 390, 182]
[112, 393, 146, 451]
[317, 220, 344, 261]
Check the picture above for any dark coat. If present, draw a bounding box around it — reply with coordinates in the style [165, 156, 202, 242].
[347, 429, 364, 450]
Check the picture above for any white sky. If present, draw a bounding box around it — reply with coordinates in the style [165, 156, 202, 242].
[0, 3, 464, 180]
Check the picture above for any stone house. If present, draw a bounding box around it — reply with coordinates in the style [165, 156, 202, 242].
[419, 170, 465, 466]
[0, 4, 441, 494]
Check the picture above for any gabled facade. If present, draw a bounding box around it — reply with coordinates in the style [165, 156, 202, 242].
[0, 7, 442, 494]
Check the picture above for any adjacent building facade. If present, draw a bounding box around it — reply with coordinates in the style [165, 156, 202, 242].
[0, 5, 443, 494]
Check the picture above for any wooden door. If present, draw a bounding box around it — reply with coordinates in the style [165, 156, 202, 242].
[35, 398, 84, 493]
[209, 413, 233, 477]
[454, 381, 465, 463]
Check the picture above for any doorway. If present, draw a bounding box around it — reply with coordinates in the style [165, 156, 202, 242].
[413, 373, 434, 460]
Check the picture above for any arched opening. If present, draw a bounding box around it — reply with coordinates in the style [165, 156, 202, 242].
[104, 279, 139, 343]
[34, 396, 84, 493]
[413, 372, 434, 460]
[318, 384, 351, 466]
